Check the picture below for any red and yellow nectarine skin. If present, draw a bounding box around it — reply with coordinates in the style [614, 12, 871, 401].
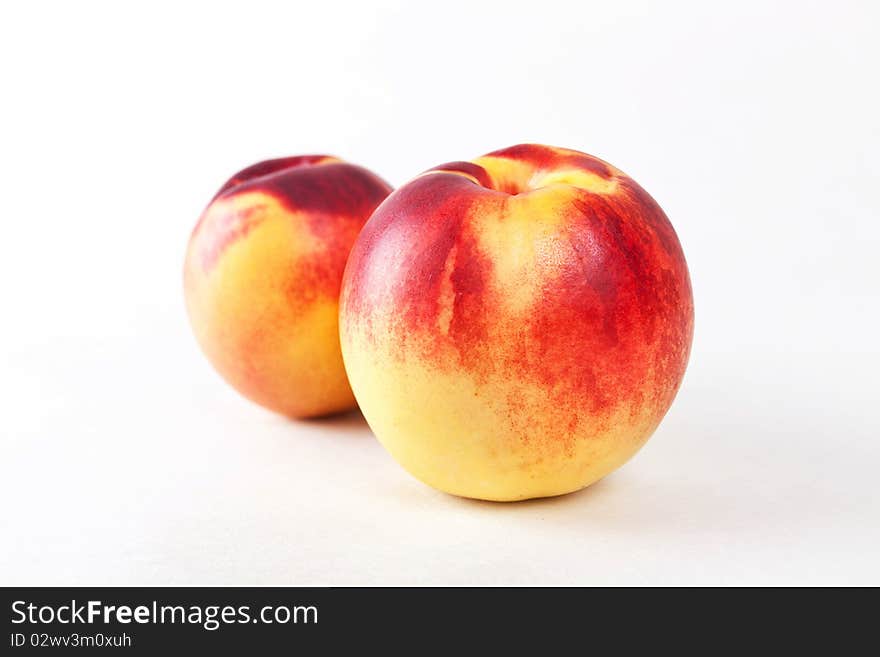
[185, 156, 391, 418]
[340, 144, 693, 500]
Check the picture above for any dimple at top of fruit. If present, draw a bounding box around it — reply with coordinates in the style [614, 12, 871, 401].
[425, 143, 624, 196]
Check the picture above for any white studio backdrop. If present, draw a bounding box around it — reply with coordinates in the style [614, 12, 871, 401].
[1, 0, 878, 585]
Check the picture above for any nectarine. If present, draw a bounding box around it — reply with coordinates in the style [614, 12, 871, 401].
[339, 144, 693, 500]
[185, 155, 391, 418]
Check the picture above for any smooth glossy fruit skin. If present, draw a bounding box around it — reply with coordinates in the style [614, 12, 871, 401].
[185, 156, 391, 418]
[340, 144, 694, 500]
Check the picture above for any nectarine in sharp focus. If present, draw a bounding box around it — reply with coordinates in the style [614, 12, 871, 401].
[339, 144, 693, 501]
[185, 156, 392, 418]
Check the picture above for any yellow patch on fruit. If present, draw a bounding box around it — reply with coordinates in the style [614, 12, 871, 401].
[474, 155, 620, 196]
[468, 190, 575, 316]
[435, 243, 457, 336]
[534, 169, 619, 195]
[343, 325, 661, 501]
[185, 191, 354, 417]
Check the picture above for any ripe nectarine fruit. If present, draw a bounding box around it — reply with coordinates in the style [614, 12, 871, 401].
[185, 155, 391, 418]
[339, 144, 693, 500]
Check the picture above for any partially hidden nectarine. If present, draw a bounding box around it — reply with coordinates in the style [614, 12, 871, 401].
[185, 155, 391, 418]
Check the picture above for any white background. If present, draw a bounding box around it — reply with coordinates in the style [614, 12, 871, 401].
[2, 0, 878, 585]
